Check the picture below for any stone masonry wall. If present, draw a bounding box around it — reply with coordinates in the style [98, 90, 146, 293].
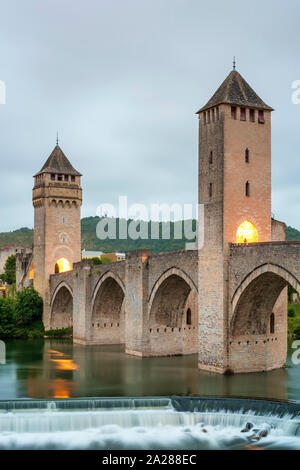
[228, 242, 300, 373]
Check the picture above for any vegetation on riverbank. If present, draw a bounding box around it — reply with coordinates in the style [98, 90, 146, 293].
[288, 304, 300, 338]
[0, 287, 44, 339]
[0, 254, 16, 285]
[44, 327, 73, 338]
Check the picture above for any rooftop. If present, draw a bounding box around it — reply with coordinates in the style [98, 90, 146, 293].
[34, 145, 82, 177]
[197, 69, 273, 113]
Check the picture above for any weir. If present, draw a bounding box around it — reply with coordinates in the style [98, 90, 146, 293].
[1, 397, 300, 450]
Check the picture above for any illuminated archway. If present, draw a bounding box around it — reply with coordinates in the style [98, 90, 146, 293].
[55, 257, 72, 273]
[29, 263, 34, 280]
[236, 220, 258, 244]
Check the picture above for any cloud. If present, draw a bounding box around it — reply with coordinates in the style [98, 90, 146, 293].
[0, 0, 299, 231]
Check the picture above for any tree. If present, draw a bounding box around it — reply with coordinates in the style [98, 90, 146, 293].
[0, 297, 15, 325]
[288, 284, 297, 303]
[288, 307, 295, 318]
[82, 257, 103, 265]
[14, 287, 43, 327]
[0, 254, 16, 285]
[0, 297, 15, 337]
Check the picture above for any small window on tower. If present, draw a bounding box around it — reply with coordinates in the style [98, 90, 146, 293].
[64, 175, 69, 182]
[51, 174, 55, 181]
[216, 107, 219, 120]
[57, 174, 63, 181]
[245, 181, 250, 197]
[240, 107, 246, 121]
[258, 110, 265, 124]
[203, 112, 206, 125]
[207, 110, 211, 124]
[209, 183, 213, 198]
[212, 109, 215, 122]
[250, 109, 255, 122]
[245, 148, 250, 163]
[209, 151, 213, 164]
[231, 106, 237, 120]
[71, 175, 75, 182]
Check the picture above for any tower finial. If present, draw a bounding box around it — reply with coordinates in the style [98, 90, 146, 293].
[233, 56, 236, 70]
[56, 132, 59, 146]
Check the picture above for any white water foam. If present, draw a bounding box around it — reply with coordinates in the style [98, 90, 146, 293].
[0, 408, 300, 450]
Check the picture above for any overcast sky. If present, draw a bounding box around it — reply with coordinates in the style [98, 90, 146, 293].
[0, 0, 299, 232]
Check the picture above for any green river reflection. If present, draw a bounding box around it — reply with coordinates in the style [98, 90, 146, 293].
[0, 339, 299, 402]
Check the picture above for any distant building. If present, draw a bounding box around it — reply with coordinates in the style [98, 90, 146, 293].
[81, 250, 104, 259]
[81, 249, 125, 262]
[101, 252, 126, 262]
[0, 246, 32, 274]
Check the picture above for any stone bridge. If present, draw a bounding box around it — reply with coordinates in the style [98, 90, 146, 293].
[47, 241, 300, 371]
[47, 249, 198, 357]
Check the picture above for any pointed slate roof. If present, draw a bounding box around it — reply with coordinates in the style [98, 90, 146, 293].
[197, 70, 273, 113]
[34, 145, 82, 177]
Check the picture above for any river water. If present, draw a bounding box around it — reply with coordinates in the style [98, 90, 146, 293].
[0, 338, 299, 401]
[0, 339, 300, 450]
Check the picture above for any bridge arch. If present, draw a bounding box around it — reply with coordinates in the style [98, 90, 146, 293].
[228, 262, 300, 373]
[50, 281, 73, 330]
[91, 271, 125, 344]
[147, 267, 198, 356]
[231, 263, 300, 337]
[148, 267, 198, 328]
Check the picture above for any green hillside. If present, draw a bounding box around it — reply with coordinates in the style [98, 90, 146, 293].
[0, 218, 299, 254]
[0, 227, 33, 249]
[286, 226, 300, 241]
[81, 217, 196, 253]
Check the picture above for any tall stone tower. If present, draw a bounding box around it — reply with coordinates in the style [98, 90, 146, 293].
[32, 144, 82, 328]
[197, 68, 274, 373]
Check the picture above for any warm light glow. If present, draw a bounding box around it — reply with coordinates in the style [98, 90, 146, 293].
[55, 257, 72, 273]
[48, 349, 65, 356]
[236, 220, 258, 244]
[51, 379, 71, 399]
[51, 359, 79, 371]
[29, 263, 34, 280]
[48, 349, 79, 371]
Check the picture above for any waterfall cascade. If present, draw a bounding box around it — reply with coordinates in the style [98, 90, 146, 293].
[0, 397, 300, 450]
